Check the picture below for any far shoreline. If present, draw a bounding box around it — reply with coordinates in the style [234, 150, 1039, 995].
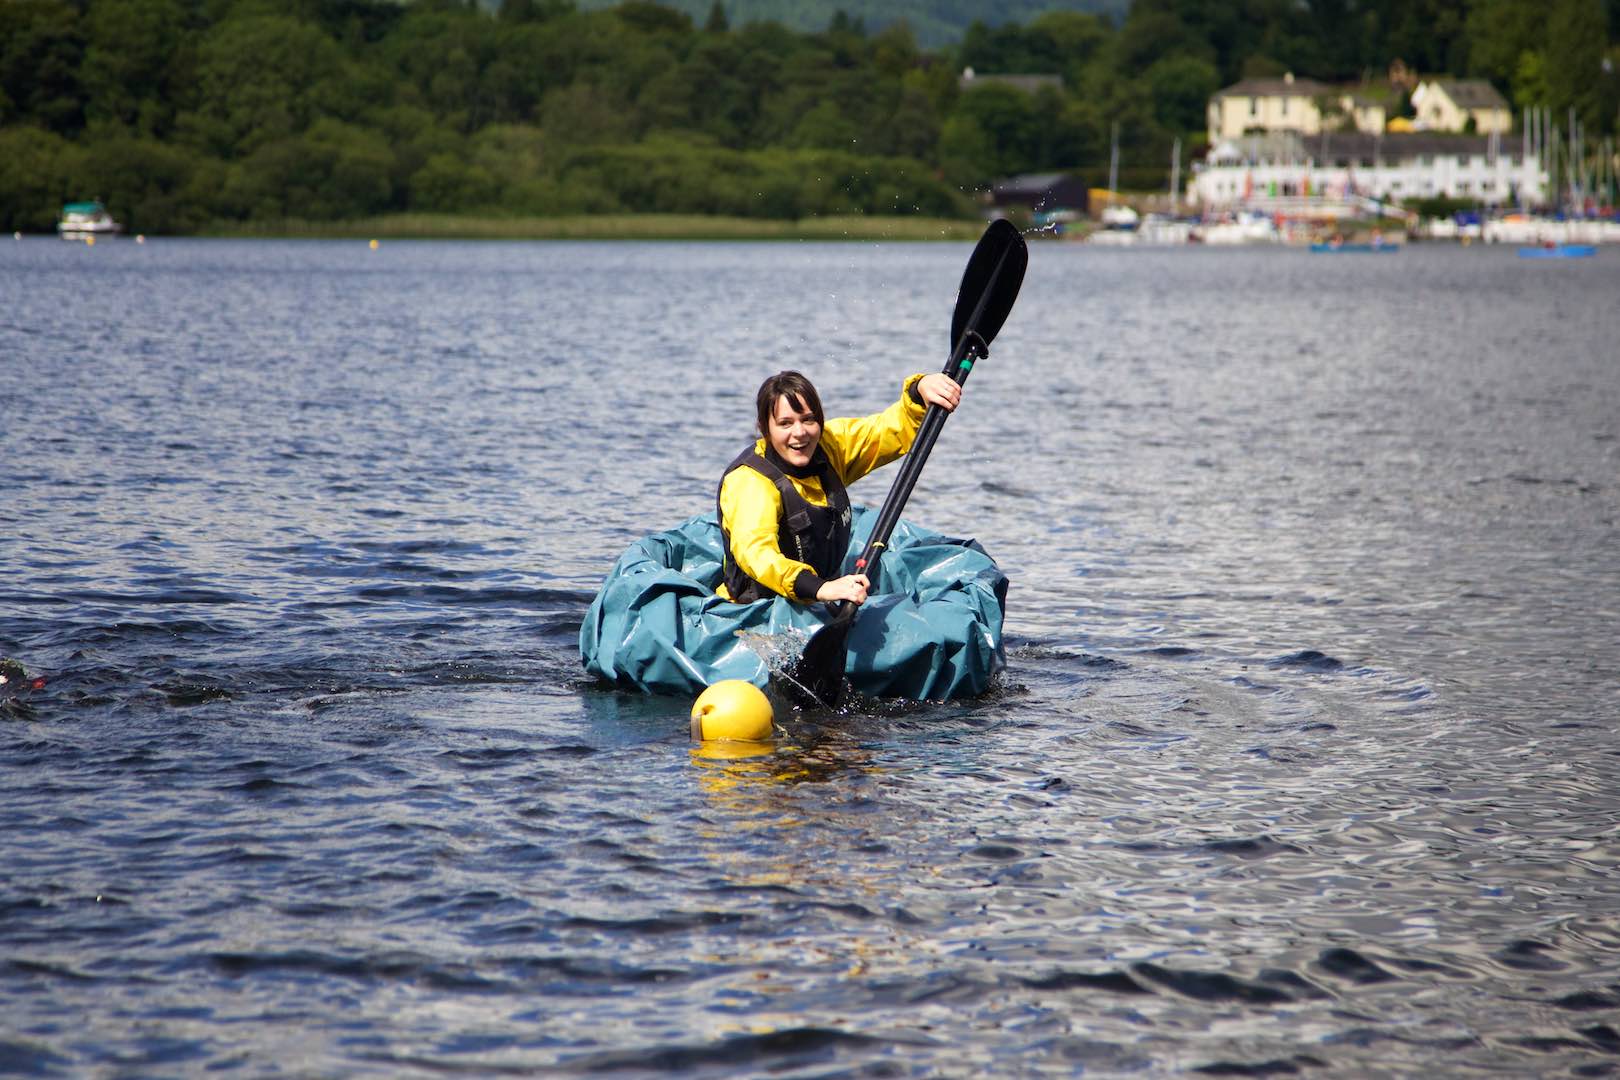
[196, 213, 989, 242]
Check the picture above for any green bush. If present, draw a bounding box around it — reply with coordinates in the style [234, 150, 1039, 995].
[409, 153, 501, 213]
[557, 140, 967, 219]
[0, 127, 86, 231]
[82, 136, 221, 232]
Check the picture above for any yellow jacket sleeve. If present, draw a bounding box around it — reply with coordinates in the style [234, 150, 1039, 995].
[820, 374, 929, 486]
[718, 464, 819, 600]
[717, 375, 930, 601]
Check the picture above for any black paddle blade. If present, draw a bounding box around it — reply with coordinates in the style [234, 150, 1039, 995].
[950, 219, 1028, 359]
[786, 609, 855, 709]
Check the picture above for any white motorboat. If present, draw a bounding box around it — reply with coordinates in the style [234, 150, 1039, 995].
[57, 201, 122, 240]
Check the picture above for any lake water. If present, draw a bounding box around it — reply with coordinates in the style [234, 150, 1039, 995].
[2, 235, 1618, 1076]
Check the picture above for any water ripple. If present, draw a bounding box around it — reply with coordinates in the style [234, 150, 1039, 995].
[2, 239, 1618, 1075]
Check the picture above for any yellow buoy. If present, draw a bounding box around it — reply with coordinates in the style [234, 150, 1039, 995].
[369, 239, 379, 250]
[690, 680, 773, 742]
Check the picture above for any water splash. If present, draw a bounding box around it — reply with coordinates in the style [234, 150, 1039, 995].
[733, 628, 840, 709]
[732, 628, 810, 675]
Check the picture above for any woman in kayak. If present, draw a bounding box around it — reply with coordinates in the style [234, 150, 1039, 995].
[716, 370, 960, 607]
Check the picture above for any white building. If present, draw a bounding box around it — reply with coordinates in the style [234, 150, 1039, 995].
[1189, 131, 1548, 211]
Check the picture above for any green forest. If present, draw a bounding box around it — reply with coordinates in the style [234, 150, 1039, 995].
[2, 0, 1618, 235]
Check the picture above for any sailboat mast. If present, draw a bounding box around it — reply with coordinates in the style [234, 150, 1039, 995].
[1170, 137, 1181, 215]
[1108, 122, 1119, 206]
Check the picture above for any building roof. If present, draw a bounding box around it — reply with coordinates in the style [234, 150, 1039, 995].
[1208, 130, 1522, 165]
[990, 172, 1088, 209]
[1431, 79, 1509, 110]
[1312, 131, 1506, 158]
[993, 172, 1076, 195]
[1213, 75, 1332, 99]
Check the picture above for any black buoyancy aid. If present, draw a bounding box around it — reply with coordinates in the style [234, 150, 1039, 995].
[717, 445, 852, 604]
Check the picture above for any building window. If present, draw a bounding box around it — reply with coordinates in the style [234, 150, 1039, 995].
[1249, 97, 1258, 117]
[1282, 97, 1290, 117]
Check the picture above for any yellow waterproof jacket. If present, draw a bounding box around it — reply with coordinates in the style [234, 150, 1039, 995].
[718, 374, 928, 601]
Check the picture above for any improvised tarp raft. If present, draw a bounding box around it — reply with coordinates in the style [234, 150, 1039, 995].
[579, 507, 1008, 700]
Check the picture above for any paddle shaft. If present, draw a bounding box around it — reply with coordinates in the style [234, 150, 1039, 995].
[789, 220, 1026, 706]
[852, 353, 976, 580]
[840, 235, 1018, 600]
[821, 327, 988, 627]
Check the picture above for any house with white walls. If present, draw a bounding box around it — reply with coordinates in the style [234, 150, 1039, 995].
[1189, 131, 1548, 211]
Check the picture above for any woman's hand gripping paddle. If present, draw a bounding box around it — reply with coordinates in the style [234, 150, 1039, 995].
[788, 220, 1029, 708]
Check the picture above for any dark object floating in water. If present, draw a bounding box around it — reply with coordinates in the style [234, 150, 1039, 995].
[1, 657, 47, 719]
[0, 658, 46, 693]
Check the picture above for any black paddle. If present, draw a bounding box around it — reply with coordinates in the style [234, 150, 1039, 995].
[788, 219, 1029, 708]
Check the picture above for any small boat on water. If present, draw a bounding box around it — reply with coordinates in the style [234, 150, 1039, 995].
[57, 200, 121, 240]
[579, 507, 1008, 700]
[1517, 243, 1597, 259]
[1196, 211, 1280, 246]
[1087, 204, 1142, 246]
[1308, 241, 1399, 253]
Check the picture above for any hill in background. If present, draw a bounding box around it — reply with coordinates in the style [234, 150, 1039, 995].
[567, 0, 1129, 46]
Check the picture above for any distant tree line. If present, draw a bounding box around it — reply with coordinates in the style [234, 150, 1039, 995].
[1, 0, 1616, 233]
[569, 0, 1131, 51]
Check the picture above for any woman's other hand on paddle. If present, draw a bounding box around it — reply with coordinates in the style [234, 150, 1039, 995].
[817, 574, 870, 604]
[917, 373, 961, 412]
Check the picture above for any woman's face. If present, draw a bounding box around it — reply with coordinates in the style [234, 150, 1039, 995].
[767, 393, 821, 468]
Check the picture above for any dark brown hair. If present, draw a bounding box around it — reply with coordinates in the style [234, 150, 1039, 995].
[754, 371, 824, 437]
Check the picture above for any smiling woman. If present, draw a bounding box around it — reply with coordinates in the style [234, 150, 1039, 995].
[716, 369, 961, 608]
[576, 360, 1008, 702]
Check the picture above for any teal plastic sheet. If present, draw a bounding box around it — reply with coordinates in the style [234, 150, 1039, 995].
[579, 508, 1008, 700]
